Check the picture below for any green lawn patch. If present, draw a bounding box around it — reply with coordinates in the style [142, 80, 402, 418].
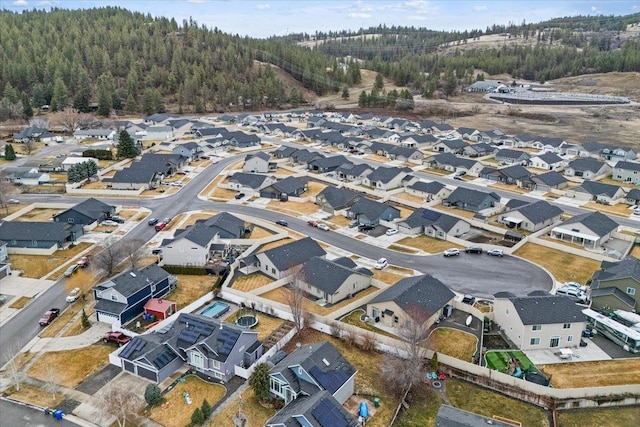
[485, 350, 540, 375]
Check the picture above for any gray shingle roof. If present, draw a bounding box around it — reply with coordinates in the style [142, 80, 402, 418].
[97, 264, 171, 299]
[261, 237, 326, 271]
[507, 200, 563, 224]
[499, 292, 585, 325]
[0, 221, 76, 242]
[202, 212, 246, 238]
[498, 164, 531, 180]
[445, 187, 500, 207]
[560, 211, 618, 237]
[532, 171, 567, 187]
[266, 390, 358, 427]
[439, 139, 468, 149]
[407, 181, 445, 194]
[300, 256, 371, 294]
[628, 188, 640, 200]
[575, 180, 622, 198]
[400, 208, 465, 233]
[270, 176, 308, 194]
[317, 187, 361, 210]
[614, 160, 640, 172]
[436, 405, 515, 427]
[245, 151, 270, 162]
[431, 152, 479, 169]
[229, 172, 271, 189]
[568, 157, 606, 173]
[592, 256, 640, 287]
[58, 198, 114, 221]
[495, 148, 529, 160]
[534, 152, 563, 164]
[365, 166, 409, 184]
[348, 198, 400, 221]
[108, 167, 157, 184]
[369, 274, 455, 319]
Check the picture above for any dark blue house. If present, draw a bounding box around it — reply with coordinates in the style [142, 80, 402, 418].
[53, 198, 115, 226]
[93, 264, 175, 325]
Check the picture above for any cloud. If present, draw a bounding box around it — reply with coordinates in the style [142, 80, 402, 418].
[256, 3, 270, 10]
[36, 0, 51, 5]
[407, 15, 428, 21]
[186, 0, 209, 4]
[591, 6, 602, 13]
[473, 5, 488, 12]
[348, 12, 372, 19]
[12, 0, 28, 6]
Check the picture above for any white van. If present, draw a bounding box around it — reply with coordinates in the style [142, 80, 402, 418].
[556, 286, 589, 304]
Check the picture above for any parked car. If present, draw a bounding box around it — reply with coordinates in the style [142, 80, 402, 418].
[39, 308, 61, 326]
[275, 219, 288, 227]
[487, 249, 504, 257]
[110, 215, 125, 223]
[453, 175, 464, 181]
[64, 264, 79, 277]
[385, 229, 398, 236]
[151, 248, 162, 255]
[163, 217, 172, 224]
[464, 246, 483, 254]
[443, 248, 460, 257]
[154, 222, 167, 232]
[564, 281, 588, 293]
[148, 217, 159, 226]
[101, 220, 119, 227]
[462, 294, 476, 305]
[7, 198, 20, 204]
[556, 286, 589, 304]
[374, 258, 388, 270]
[358, 224, 376, 232]
[66, 287, 81, 303]
[103, 331, 132, 346]
[169, 182, 183, 187]
[307, 220, 319, 227]
[317, 223, 330, 231]
[235, 193, 245, 199]
[76, 256, 90, 268]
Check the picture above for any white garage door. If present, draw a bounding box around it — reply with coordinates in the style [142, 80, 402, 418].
[96, 311, 119, 325]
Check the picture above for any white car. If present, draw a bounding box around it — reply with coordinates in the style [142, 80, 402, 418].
[66, 287, 81, 303]
[385, 229, 398, 236]
[443, 248, 460, 257]
[564, 281, 588, 293]
[7, 198, 20, 204]
[487, 249, 504, 257]
[317, 223, 330, 231]
[101, 220, 119, 227]
[374, 258, 388, 270]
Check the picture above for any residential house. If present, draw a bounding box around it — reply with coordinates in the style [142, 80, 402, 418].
[530, 171, 568, 192]
[195, 127, 228, 138]
[144, 113, 176, 125]
[493, 291, 585, 351]
[456, 127, 480, 141]
[93, 264, 174, 325]
[167, 119, 194, 136]
[528, 153, 565, 170]
[572, 141, 604, 158]
[600, 146, 637, 162]
[290, 149, 323, 166]
[298, 256, 372, 304]
[480, 165, 531, 185]
[426, 153, 484, 176]
[52, 198, 115, 227]
[0, 221, 82, 254]
[161, 213, 247, 267]
[316, 187, 362, 214]
[271, 146, 298, 159]
[387, 146, 423, 163]
[405, 181, 451, 201]
[142, 126, 174, 141]
[3, 167, 51, 186]
[499, 200, 563, 232]
[627, 188, 640, 206]
[400, 133, 438, 148]
[261, 123, 296, 138]
[590, 256, 640, 312]
[266, 390, 357, 427]
[227, 172, 276, 193]
[347, 198, 401, 226]
[244, 237, 327, 279]
[73, 129, 116, 141]
[463, 142, 496, 158]
[216, 114, 237, 124]
[431, 123, 455, 136]
[550, 211, 618, 249]
[612, 161, 640, 185]
[362, 166, 411, 191]
[531, 137, 567, 153]
[432, 139, 469, 154]
[242, 152, 276, 174]
[436, 405, 516, 427]
[335, 163, 373, 182]
[228, 131, 261, 148]
[367, 274, 455, 330]
[106, 168, 159, 190]
[565, 180, 625, 204]
[259, 176, 308, 199]
[495, 148, 530, 164]
[60, 157, 99, 172]
[397, 208, 470, 239]
[172, 142, 203, 161]
[118, 312, 261, 383]
[267, 341, 356, 418]
[514, 133, 539, 148]
[137, 153, 188, 176]
[13, 126, 49, 143]
[444, 188, 501, 213]
[308, 155, 350, 173]
[466, 80, 502, 92]
[565, 158, 611, 179]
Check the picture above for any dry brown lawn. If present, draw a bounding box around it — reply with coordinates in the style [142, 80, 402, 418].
[0, 204, 25, 218]
[48, 173, 67, 182]
[397, 235, 463, 254]
[395, 193, 425, 204]
[631, 245, 640, 258]
[267, 200, 320, 216]
[363, 154, 388, 163]
[9, 296, 32, 309]
[142, 186, 178, 196]
[583, 202, 634, 217]
[387, 244, 420, 254]
[226, 311, 285, 341]
[248, 226, 274, 239]
[431, 205, 478, 220]
[181, 211, 218, 227]
[28, 344, 114, 388]
[211, 186, 237, 200]
[488, 183, 531, 194]
[8, 242, 92, 279]
[232, 273, 274, 292]
[275, 167, 294, 176]
[168, 275, 217, 309]
[200, 174, 225, 198]
[261, 285, 379, 316]
[149, 376, 226, 427]
[513, 243, 601, 283]
[539, 359, 640, 388]
[371, 269, 405, 284]
[557, 406, 640, 427]
[13, 208, 64, 222]
[207, 387, 275, 427]
[305, 181, 326, 197]
[328, 215, 350, 227]
[429, 328, 477, 362]
[396, 205, 414, 218]
[62, 306, 95, 337]
[5, 384, 64, 408]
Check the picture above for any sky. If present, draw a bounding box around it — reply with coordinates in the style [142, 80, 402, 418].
[4, 0, 640, 38]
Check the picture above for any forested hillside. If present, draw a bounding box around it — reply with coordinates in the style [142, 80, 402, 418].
[0, 7, 348, 119]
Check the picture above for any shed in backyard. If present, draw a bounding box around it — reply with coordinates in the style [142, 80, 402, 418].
[143, 298, 177, 321]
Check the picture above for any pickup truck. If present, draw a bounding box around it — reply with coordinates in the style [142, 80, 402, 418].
[154, 222, 167, 232]
[103, 331, 132, 346]
[39, 308, 61, 326]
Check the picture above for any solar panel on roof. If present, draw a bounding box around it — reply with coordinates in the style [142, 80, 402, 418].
[309, 366, 350, 394]
[312, 399, 348, 427]
[119, 338, 145, 359]
[179, 329, 200, 344]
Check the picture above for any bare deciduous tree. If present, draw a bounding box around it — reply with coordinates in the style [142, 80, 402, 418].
[281, 266, 309, 332]
[49, 108, 96, 133]
[121, 239, 145, 270]
[0, 170, 19, 215]
[29, 117, 49, 129]
[93, 237, 120, 277]
[2, 345, 27, 392]
[97, 383, 142, 427]
[23, 139, 36, 155]
[44, 365, 61, 402]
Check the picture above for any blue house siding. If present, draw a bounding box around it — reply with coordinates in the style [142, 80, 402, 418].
[53, 212, 96, 225]
[119, 277, 171, 324]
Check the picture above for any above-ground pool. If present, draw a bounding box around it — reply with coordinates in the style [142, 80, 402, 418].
[235, 314, 259, 329]
[200, 301, 230, 318]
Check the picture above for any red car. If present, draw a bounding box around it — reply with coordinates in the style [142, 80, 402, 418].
[154, 222, 167, 232]
[103, 331, 132, 346]
[39, 308, 61, 326]
[76, 256, 90, 268]
[307, 220, 318, 227]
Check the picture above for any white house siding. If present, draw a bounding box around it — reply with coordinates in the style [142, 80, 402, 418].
[242, 157, 269, 174]
[307, 274, 371, 304]
[499, 211, 560, 233]
[162, 239, 209, 267]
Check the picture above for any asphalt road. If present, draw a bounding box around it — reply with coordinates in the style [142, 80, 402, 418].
[0, 399, 77, 427]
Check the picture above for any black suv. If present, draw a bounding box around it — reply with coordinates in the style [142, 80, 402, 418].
[464, 246, 483, 254]
[358, 224, 375, 232]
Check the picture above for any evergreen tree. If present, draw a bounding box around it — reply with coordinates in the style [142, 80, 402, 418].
[249, 363, 271, 403]
[341, 87, 349, 100]
[4, 143, 16, 161]
[200, 399, 211, 418]
[358, 90, 368, 108]
[144, 384, 162, 406]
[73, 71, 92, 113]
[21, 93, 33, 119]
[81, 309, 90, 328]
[97, 73, 113, 117]
[190, 407, 205, 426]
[124, 94, 137, 113]
[51, 78, 68, 111]
[374, 73, 384, 91]
[116, 130, 138, 159]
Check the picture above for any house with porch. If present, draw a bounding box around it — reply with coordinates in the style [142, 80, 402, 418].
[107, 168, 159, 190]
[93, 264, 174, 325]
[405, 181, 451, 201]
[315, 187, 362, 214]
[528, 153, 565, 171]
[259, 176, 308, 199]
[499, 200, 563, 232]
[52, 198, 116, 227]
[367, 274, 455, 331]
[493, 291, 586, 351]
[444, 188, 501, 213]
[73, 129, 117, 141]
[531, 137, 567, 153]
[530, 171, 568, 192]
[307, 155, 350, 173]
[0, 221, 82, 255]
[432, 139, 469, 154]
[426, 153, 484, 176]
[590, 257, 640, 312]
[298, 256, 372, 305]
[463, 142, 496, 158]
[227, 172, 276, 193]
[397, 208, 470, 239]
[566, 181, 625, 204]
[612, 160, 640, 185]
[335, 163, 373, 182]
[243, 237, 327, 280]
[361, 166, 411, 191]
[550, 211, 618, 249]
[242, 152, 276, 174]
[565, 158, 611, 180]
[346, 198, 401, 226]
[480, 165, 531, 185]
[494, 148, 530, 164]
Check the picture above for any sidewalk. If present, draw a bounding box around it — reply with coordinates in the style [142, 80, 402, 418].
[24, 322, 111, 353]
[0, 276, 55, 327]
